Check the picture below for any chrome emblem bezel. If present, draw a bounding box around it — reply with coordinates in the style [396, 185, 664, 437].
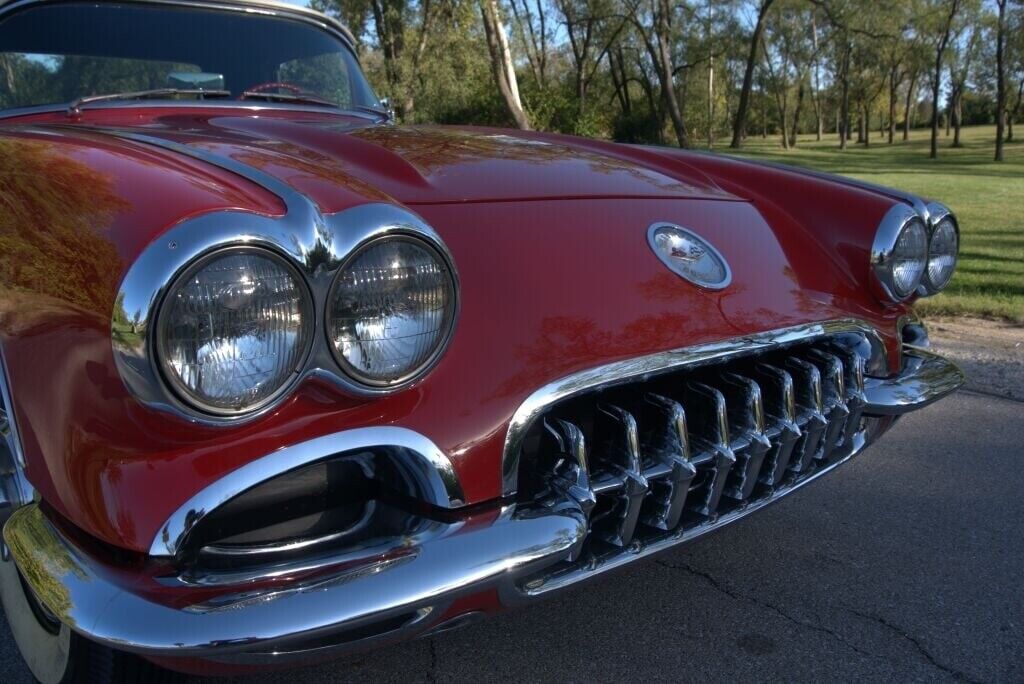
[647, 222, 732, 290]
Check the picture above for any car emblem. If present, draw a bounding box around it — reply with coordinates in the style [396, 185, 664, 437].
[647, 223, 732, 290]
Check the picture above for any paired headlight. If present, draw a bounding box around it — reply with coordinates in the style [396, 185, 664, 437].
[922, 208, 959, 293]
[155, 236, 457, 416]
[871, 202, 958, 303]
[327, 237, 456, 387]
[156, 248, 313, 415]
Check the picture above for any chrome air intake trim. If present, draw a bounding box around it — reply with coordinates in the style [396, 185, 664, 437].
[150, 426, 465, 557]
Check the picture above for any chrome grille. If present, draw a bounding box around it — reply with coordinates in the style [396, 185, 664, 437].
[515, 335, 869, 566]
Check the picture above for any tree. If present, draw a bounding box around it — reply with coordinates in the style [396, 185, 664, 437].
[730, 0, 774, 148]
[994, 0, 1008, 160]
[624, 0, 690, 147]
[927, 0, 962, 159]
[946, 1, 982, 148]
[480, 0, 531, 129]
[508, 0, 550, 90]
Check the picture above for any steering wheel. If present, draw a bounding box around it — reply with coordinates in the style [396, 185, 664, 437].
[241, 82, 305, 97]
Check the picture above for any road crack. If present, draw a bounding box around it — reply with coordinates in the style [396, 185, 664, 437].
[655, 559, 874, 658]
[425, 636, 439, 684]
[846, 609, 982, 683]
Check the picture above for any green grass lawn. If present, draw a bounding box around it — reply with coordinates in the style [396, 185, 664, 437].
[712, 125, 1024, 324]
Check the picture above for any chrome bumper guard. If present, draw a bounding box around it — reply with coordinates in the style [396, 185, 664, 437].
[2, 346, 962, 661]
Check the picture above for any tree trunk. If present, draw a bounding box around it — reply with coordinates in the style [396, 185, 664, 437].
[370, 0, 405, 101]
[730, 0, 774, 148]
[838, 40, 851, 150]
[952, 87, 963, 147]
[945, 98, 951, 137]
[995, 0, 1007, 161]
[480, 0, 531, 130]
[654, 0, 687, 146]
[888, 68, 898, 144]
[1008, 78, 1024, 142]
[931, 0, 960, 159]
[789, 79, 805, 147]
[904, 71, 917, 141]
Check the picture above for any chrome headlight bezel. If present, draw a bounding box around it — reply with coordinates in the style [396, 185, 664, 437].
[113, 203, 459, 426]
[871, 204, 929, 303]
[325, 233, 459, 390]
[918, 202, 959, 295]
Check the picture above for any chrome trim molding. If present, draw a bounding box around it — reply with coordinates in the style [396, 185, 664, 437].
[870, 203, 928, 303]
[150, 426, 465, 557]
[98, 130, 459, 424]
[864, 347, 964, 415]
[5, 501, 586, 657]
[0, 346, 33, 526]
[501, 319, 886, 497]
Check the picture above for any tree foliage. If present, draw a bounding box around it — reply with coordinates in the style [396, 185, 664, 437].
[311, 0, 1022, 159]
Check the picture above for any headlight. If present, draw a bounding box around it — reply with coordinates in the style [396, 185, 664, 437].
[872, 205, 928, 302]
[327, 236, 456, 387]
[156, 248, 313, 415]
[923, 214, 958, 293]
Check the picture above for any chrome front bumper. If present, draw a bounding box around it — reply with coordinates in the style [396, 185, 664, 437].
[2, 345, 963, 663]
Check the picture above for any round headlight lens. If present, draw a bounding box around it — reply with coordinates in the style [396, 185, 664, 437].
[328, 237, 456, 387]
[889, 220, 928, 298]
[157, 249, 312, 414]
[925, 218, 958, 291]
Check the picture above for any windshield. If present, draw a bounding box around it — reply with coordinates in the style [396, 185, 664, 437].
[0, 1, 379, 112]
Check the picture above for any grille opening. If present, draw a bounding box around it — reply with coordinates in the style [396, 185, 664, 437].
[179, 450, 436, 573]
[516, 334, 870, 567]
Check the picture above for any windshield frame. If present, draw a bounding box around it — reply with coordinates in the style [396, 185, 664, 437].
[0, 0, 381, 119]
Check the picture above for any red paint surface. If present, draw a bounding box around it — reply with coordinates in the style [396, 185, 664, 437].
[0, 106, 908, 553]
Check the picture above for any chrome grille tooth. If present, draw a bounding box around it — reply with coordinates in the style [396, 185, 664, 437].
[590, 403, 648, 547]
[751, 363, 802, 487]
[826, 343, 868, 457]
[805, 349, 851, 462]
[539, 418, 596, 561]
[717, 373, 772, 502]
[635, 393, 697, 531]
[680, 382, 736, 518]
[783, 357, 827, 474]
[540, 418, 596, 516]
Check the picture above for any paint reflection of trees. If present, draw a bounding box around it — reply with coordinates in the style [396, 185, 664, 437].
[491, 312, 701, 400]
[352, 126, 689, 188]
[0, 137, 126, 315]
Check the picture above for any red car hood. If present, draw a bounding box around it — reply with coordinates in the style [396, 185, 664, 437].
[65, 112, 738, 207]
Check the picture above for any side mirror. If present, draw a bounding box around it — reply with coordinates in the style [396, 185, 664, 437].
[378, 97, 395, 121]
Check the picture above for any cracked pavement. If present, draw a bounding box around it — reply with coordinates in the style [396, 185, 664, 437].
[2, 336, 1022, 682]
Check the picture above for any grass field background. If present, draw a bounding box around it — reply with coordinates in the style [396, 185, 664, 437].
[713, 125, 1023, 324]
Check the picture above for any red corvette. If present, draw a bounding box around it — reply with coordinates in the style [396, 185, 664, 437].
[0, 0, 964, 681]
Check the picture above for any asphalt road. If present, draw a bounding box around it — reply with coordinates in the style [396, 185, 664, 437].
[2, 385, 1023, 681]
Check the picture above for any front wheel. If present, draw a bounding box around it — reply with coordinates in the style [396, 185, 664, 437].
[0, 547, 180, 684]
